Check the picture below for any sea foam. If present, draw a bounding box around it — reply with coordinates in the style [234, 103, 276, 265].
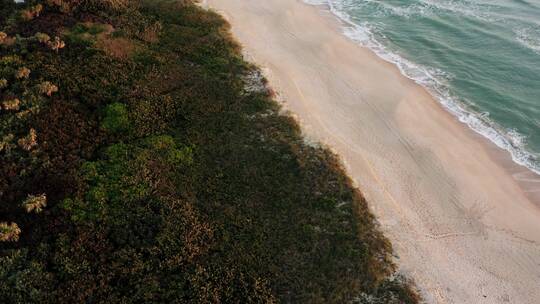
[515, 27, 540, 55]
[303, 0, 540, 175]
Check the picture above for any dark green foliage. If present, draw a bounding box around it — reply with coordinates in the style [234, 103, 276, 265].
[0, 248, 54, 303]
[101, 102, 130, 133]
[0, 1, 418, 303]
[0, 1, 17, 28]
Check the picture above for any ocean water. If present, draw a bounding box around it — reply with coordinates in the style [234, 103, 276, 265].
[305, 0, 540, 175]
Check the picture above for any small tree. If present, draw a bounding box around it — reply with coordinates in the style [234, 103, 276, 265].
[47, 37, 65, 52]
[22, 194, 47, 213]
[38, 81, 58, 96]
[34, 32, 51, 44]
[2, 98, 21, 111]
[0, 222, 21, 242]
[0, 32, 7, 44]
[18, 128, 38, 151]
[20, 4, 43, 21]
[15, 67, 30, 79]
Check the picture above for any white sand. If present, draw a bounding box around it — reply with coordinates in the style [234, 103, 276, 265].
[205, 0, 540, 303]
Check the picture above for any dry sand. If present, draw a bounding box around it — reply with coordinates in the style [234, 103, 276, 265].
[205, 0, 540, 303]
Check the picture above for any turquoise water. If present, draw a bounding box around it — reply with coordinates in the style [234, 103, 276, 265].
[306, 0, 540, 174]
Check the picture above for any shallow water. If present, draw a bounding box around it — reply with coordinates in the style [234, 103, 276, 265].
[305, 0, 540, 174]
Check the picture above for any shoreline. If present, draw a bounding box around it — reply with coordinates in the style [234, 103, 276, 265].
[306, 1, 540, 178]
[206, 0, 540, 303]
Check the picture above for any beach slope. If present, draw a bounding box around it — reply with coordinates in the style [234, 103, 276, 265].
[205, 0, 540, 303]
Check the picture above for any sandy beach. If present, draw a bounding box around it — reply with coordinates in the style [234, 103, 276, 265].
[205, 0, 540, 303]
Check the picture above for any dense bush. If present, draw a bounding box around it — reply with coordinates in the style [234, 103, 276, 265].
[0, 1, 418, 303]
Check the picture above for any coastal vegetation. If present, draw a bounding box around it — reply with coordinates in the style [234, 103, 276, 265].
[0, 0, 418, 303]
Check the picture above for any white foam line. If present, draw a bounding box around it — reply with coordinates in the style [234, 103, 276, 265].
[515, 26, 540, 55]
[303, 0, 540, 176]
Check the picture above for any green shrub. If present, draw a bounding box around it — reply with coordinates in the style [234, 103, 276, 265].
[0, 249, 54, 303]
[101, 102, 130, 133]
